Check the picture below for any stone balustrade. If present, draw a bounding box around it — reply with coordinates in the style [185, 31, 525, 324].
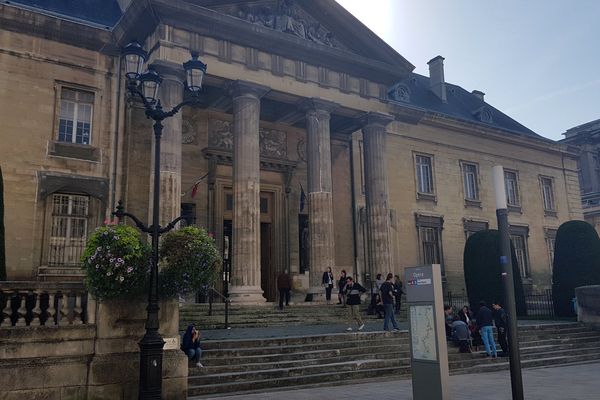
[0, 281, 91, 327]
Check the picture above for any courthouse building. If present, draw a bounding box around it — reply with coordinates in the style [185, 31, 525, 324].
[0, 0, 583, 301]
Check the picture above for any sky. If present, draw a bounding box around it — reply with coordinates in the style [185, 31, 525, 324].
[335, 0, 600, 141]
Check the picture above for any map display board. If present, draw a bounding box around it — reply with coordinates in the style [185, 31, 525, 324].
[409, 304, 437, 361]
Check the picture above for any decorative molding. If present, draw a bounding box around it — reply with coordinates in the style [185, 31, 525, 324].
[463, 218, 488, 233]
[388, 82, 411, 103]
[415, 213, 444, 228]
[181, 120, 196, 144]
[37, 171, 108, 203]
[202, 148, 297, 173]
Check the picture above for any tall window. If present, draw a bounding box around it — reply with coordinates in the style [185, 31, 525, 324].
[462, 162, 479, 201]
[545, 228, 557, 274]
[415, 155, 434, 194]
[540, 177, 556, 211]
[58, 88, 94, 145]
[504, 171, 520, 207]
[510, 234, 529, 278]
[48, 194, 89, 267]
[420, 227, 440, 265]
[416, 214, 444, 274]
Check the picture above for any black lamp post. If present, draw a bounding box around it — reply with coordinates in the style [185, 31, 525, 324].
[115, 42, 207, 400]
[492, 165, 524, 400]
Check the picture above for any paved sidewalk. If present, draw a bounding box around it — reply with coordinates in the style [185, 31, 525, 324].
[204, 362, 600, 400]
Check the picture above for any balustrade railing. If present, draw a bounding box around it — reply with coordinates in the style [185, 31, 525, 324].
[0, 281, 91, 327]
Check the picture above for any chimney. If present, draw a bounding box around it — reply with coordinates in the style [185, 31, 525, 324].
[472, 90, 485, 101]
[427, 55, 446, 103]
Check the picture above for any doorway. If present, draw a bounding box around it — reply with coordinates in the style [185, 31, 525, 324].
[261, 222, 275, 301]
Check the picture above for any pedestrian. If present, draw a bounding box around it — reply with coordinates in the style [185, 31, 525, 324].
[459, 305, 481, 351]
[181, 324, 203, 367]
[476, 301, 497, 358]
[444, 305, 454, 339]
[381, 273, 400, 331]
[492, 301, 509, 357]
[344, 276, 366, 331]
[276, 269, 292, 310]
[322, 267, 334, 304]
[393, 275, 404, 315]
[337, 269, 348, 306]
[370, 273, 384, 314]
[451, 316, 471, 353]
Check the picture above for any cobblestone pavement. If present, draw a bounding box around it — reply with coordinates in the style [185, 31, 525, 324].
[204, 361, 600, 400]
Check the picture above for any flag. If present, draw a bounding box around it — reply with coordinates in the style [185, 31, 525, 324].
[191, 181, 200, 198]
[300, 184, 306, 212]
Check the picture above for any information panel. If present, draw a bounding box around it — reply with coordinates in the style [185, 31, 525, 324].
[409, 305, 437, 361]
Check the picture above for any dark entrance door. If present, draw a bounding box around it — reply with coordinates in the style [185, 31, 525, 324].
[261, 222, 275, 301]
[222, 220, 232, 297]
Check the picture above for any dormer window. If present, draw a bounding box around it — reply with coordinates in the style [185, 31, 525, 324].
[473, 106, 493, 124]
[389, 83, 411, 103]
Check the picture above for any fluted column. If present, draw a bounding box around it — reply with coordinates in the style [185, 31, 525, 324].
[361, 112, 394, 276]
[228, 81, 269, 303]
[303, 99, 338, 295]
[149, 62, 184, 226]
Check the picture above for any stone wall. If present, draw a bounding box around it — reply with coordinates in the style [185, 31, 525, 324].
[0, 298, 187, 399]
[576, 285, 600, 327]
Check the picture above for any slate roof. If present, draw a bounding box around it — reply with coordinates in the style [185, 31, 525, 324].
[9, 0, 123, 27]
[391, 73, 546, 141]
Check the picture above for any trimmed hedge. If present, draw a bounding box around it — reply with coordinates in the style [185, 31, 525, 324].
[552, 220, 600, 317]
[0, 167, 5, 281]
[463, 229, 527, 316]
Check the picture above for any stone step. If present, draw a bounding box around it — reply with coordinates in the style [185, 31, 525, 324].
[188, 364, 413, 397]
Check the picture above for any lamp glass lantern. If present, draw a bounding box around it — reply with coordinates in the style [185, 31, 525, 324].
[183, 53, 207, 93]
[139, 69, 162, 104]
[122, 42, 147, 81]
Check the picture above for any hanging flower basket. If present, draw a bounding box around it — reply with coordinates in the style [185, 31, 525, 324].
[159, 226, 221, 298]
[81, 224, 150, 299]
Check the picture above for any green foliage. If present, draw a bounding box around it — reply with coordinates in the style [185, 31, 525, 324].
[552, 220, 600, 317]
[159, 226, 221, 297]
[81, 224, 150, 299]
[463, 229, 527, 316]
[0, 166, 5, 281]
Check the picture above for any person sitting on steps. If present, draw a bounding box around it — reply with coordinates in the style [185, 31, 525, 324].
[181, 324, 203, 368]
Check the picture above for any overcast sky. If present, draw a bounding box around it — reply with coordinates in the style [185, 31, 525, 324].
[336, 0, 600, 141]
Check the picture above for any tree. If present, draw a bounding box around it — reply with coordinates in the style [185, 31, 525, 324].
[552, 220, 600, 317]
[0, 166, 5, 281]
[463, 229, 527, 316]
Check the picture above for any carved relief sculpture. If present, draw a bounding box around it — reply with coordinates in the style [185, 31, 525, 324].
[232, 0, 346, 50]
[208, 119, 288, 159]
[260, 129, 287, 158]
[208, 119, 233, 150]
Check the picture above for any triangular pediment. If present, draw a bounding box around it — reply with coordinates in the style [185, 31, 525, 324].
[146, 0, 414, 84]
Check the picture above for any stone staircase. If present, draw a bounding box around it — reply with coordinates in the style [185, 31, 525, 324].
[186, 322, 600, 398]
[180, 302, 398, 331]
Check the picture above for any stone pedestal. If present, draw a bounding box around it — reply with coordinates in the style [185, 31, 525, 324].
[362, 112, 394, 275]
[304, 99, 338, 297]
[87, 297, 187, 400]
[228, 81, 270, 304]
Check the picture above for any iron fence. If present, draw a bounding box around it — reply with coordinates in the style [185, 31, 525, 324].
[444, 289, 556, 319]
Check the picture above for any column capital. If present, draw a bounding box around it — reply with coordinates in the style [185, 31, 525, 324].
[228, 80, 270, 99]
[359, 112, 395, 129]
[300, 98, 339, 115]
[149, 60, 185, 85]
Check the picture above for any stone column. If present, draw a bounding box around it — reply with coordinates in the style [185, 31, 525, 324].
[303, 99, 338, 297]
[148, 62, 184, 227]
[228, 81, 269, 303]
[361, 112, 394, 276]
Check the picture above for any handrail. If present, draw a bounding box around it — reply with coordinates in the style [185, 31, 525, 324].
[206, 287, 230, 329]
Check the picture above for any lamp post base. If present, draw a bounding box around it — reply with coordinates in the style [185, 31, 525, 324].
[138, 331, 165, 400]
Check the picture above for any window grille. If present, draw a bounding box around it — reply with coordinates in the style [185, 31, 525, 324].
[48, 194, 89, 267]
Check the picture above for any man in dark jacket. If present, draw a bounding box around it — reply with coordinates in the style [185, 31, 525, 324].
[344, 276, 366, 331]
[276, 269, 292, 310]
[492, 301, 509, 356]
[476, 301, 497, 358]
[381, 273, 400, 331]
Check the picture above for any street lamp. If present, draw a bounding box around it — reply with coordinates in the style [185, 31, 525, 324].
[492, 165, 524, 400]
[114, 42, 207, 400]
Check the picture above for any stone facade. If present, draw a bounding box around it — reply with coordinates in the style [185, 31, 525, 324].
[0, 0, 582, 301]
[561, 119, 600, 235]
